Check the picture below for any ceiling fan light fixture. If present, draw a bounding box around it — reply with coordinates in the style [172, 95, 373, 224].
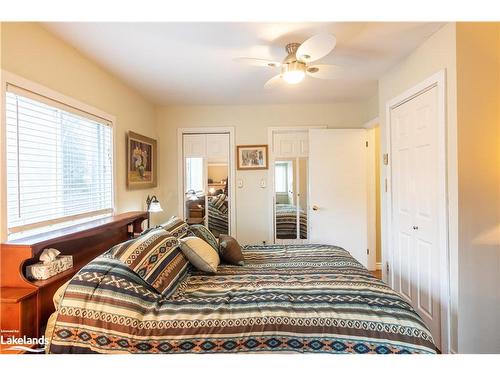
[281, 60, 306, 85]
[282, 70, 305, 84]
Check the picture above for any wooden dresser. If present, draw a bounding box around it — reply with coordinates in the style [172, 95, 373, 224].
[0, 211, 148, 346]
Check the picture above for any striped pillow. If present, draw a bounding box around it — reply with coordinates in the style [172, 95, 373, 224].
[189, 224, 219, 253]
[160, 216, 190, 239]
[113, 228, 189, 297]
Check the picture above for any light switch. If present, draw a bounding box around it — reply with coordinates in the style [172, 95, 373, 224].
[237, 179, 243, 188]
[260, 179, 266, 188]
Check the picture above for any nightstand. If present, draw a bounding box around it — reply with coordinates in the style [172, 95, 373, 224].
[0, 287, 38, 346]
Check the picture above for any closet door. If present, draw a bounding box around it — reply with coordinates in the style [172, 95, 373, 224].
[182, 132, 231, 238]
[273, 131, 309, 244]
[390, 86, 441, 348]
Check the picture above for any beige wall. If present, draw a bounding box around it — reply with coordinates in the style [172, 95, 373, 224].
[378, 22, 459, 352]
[0, 22, 158, 240]
[456, 22, 500, 353]
[156, 102, 375, 244]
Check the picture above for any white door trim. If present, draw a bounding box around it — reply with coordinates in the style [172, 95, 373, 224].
[384, 69, 450, 353]
[177, 127, 236, 238]
[267, 125, 327, 244]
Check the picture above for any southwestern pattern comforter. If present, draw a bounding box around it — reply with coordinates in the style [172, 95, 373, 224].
[47, 244, 437, 354]
[276, 204, 307, 239]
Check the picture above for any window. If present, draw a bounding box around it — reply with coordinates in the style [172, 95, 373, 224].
[275, 162, 289, 193]
[185, 157, 204, 193]
[5, 84, 114, 237]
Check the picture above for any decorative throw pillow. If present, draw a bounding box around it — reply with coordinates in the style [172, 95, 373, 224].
[218, 234, 245, 266]
[189, 224, 219, 253]
[160, 216, 190, 239]
[179, 237, 220, 273]
[113, 228, 189, 297]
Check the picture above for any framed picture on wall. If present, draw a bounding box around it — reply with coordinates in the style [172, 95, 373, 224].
[127, 131, 157, 189]
[236, 144, 268, 170]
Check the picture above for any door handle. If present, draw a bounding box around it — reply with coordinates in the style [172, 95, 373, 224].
[312, 205, 319, 211]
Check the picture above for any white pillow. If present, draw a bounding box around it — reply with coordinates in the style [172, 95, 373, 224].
[179, 236, 220, 273]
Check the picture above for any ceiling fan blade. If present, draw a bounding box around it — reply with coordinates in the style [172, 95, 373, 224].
[306, 64, 343, 80]
[296, 33, 337, 63]
[264, 74, 282, 89]
[234, 57, 281, 68]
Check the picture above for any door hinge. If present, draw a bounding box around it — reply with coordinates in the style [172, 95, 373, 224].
[366, 248, 369, 255]
[365, 141, 368, 147]
[383, 153, 389, 165]
[386, 262, 390, 273]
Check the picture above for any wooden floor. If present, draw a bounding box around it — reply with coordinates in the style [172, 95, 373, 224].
[370, 270, 382, 280]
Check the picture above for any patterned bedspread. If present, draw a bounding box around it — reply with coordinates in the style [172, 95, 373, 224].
[276, 204, 307, 239]
[47, 244, 436, 354]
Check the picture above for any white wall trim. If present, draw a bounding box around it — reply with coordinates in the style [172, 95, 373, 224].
[267, 125, 327, 244]
[384, 69, 450, 353]
[366, 127, 377, 271]
[177, 127, 236, 238]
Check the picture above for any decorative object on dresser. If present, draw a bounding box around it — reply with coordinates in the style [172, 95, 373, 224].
[236, 144, 268, 170]
[127, 131, 158, 189]
[0, 211, 148, 343]
[145, 195, 163, 228]
[25, 249, 73, 281]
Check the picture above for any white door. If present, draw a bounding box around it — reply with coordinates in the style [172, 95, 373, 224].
[390, 86, 441, 348]
[309, 129, 368, 267]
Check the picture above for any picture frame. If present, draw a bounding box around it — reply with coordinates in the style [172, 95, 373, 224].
[236, 144, 268, 170]
[127, 131, 157, 189]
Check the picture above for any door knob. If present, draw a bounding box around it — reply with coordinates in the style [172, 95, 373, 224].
[312, 205, 319, 211]
[412, 225, 419, 230]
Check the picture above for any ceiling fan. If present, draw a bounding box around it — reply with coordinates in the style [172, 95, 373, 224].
[235, 33, 341, 88]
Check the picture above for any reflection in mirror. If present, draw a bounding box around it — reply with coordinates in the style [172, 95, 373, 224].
[274, 158, 308, 241]
[185, 157, 205, 225]
[275, 159, 298, 239]
[207, 163, 229, 237]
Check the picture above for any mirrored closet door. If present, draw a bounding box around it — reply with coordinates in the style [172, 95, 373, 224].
[182, 132, 232, 237]
[272, 131, 309, 244]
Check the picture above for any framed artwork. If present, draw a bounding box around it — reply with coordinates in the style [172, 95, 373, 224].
[127, 131, 157, 189]
[236, 144, 268, 170]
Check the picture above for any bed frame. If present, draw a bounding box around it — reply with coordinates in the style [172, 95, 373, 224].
[0, 211, 148, 343]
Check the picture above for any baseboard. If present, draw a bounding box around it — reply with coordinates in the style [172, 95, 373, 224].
[376, 262, 382, 271]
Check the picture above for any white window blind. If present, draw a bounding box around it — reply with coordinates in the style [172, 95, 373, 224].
[6, 84, 114, 235]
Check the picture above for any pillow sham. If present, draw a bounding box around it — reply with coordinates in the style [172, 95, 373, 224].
[113, 228, 189, 297]
[160, 216, 190, 239]
[189, 224, 219, 253]
[218, 234, 245, 266]
[179, 236, 220, 273]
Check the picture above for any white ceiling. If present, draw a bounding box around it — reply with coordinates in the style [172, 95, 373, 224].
[43, 22, 444, 105]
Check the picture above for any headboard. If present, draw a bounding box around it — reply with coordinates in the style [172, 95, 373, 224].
[0, 211, 148, 339]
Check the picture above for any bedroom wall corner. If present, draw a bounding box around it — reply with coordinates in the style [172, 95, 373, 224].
[0, 22, 159, 240]
[378, 22, 458, 353]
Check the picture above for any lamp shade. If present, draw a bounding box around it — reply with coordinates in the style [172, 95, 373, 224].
[148, 201, 163, 213]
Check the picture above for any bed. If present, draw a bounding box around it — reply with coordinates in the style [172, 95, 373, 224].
[275, 204, 307, 239]
[46, 243, 436, 354]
